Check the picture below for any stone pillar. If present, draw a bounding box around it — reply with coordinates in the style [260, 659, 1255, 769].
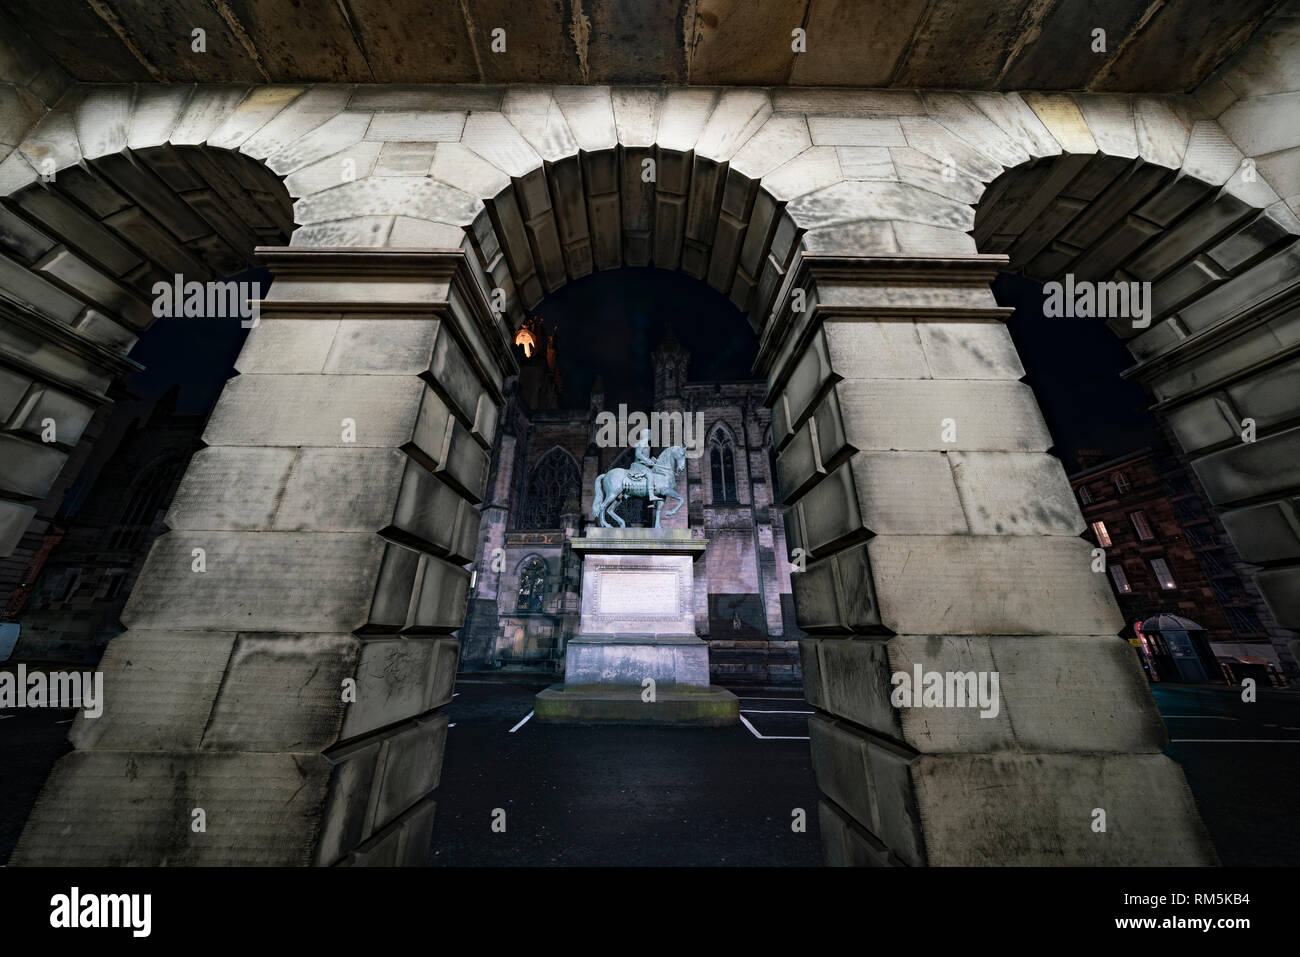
[13, 248, 516, 866]
[759, 253, 1216, 866]
[1126, 243, 1300, 678]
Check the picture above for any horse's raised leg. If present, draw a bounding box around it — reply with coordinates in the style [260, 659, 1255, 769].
[664, 488, 685, 518]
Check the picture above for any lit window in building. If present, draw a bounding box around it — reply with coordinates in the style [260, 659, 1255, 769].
[1129, 510, 1154, 541]
[1078, 485, 1093, 505]
[1090, 521, 1112, 547]
[1149, 557, 1176, 589]
[515, 558, 547, 613]
[710, 441, 738, 503]
[1112, 471, 1130, 494]
[1108, 564, 1132, 594]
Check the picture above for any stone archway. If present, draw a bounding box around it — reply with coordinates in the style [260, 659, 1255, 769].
[5, 83, 1295, 866]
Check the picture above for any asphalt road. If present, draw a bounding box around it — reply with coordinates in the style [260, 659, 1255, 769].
[2, 679, 1297, 866]
[1154, 684, 1300, 867]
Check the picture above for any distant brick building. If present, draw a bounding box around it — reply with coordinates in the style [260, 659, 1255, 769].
[461, 323, 801, 685]
[1071, 439, 1296, 683]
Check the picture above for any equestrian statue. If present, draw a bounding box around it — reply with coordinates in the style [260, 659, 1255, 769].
[592, 428, 686, 528]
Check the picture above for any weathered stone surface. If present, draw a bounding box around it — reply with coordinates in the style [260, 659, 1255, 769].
[201, 633, 359, 750]
[166, 446, 296, 531]
[867, 535, 1124, 636]
[810, 716, 1214, 866]
[68, 629, 236, 750]
[803, 634, 1167, 754]
[833, 380, 1052, 452]
[12, 751, 333, 866]
[120, 531, 389, 633]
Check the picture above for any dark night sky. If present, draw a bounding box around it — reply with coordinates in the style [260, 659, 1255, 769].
[533, 267, 760, 412]
[126, 265, 1160, 475]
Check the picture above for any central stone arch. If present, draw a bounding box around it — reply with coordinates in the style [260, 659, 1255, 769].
[8, 83, 1296, 866]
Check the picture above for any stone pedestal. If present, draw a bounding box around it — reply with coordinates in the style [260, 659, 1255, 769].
[534, 528, 738, 725]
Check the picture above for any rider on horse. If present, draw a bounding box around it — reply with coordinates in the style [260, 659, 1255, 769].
[626, 428, 665, 506]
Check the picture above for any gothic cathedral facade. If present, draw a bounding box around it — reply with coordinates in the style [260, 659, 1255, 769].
[460, 323, 802, 685]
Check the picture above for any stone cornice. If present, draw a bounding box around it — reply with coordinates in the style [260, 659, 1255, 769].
[754, 252, 1013, 399]
[253, 246, 519, 389]
[0, 299, 141, 404]
[1123, 274, 1300, 399]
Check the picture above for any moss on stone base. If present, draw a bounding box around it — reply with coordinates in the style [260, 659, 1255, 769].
[534, 685, 739, 725]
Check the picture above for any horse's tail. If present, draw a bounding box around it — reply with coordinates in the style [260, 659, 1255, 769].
[592, 472, 604, 519]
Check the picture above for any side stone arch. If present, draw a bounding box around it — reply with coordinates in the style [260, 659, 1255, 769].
[4, 88, 518, 866]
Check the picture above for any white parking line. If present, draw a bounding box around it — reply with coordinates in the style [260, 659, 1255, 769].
[1164, 715, 1237, 719]
[508, 711, 534, 733]
[739, 713, 809, 741]
[1170, 738, 1300, 743]
[739, 696, 807, 702]
[740, 709, 814, 715]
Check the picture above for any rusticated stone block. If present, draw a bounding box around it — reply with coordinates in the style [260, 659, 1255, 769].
[371, 714, 449, 830]
[12, 751, 334, 866]
[121, 531, 391, 633]
[790, 541, 882, 633]
[818, 798, 902, 867]
[867, 535, 1124, 635]
[0, 434, 67, 498]
[1192, 424, 1300, 506]
[408, 553, 471, 633]
[1256, 566, 1300, 630]
[1220, 498, 1300, 563]
[802, 635, 1166, 754]
[808, 715, 927, 866]
[910, 752, 1216, 866]
[203, 374, 428, 448]
[834, 379, 1052, 452]
[201, 633, 360, 751]
[67, 630, 234, 751]
[810, 715, 1215, 866]
[341, 637, 459, 739]
[166, 447, 298, 530]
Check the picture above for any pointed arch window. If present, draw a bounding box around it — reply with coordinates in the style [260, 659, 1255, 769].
[107, 456, 183, 551]
[710, 439, 738, 503]
[516, 558, 547, 613]
[520, 449, 580, 530]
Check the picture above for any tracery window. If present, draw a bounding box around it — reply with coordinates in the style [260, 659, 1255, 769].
[710, 440, 738, 503]
[516, 558, 547, 613]
[519, 449, 580, 529]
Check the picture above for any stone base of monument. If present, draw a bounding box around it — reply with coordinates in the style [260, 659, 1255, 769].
[534, 528, 738, 726]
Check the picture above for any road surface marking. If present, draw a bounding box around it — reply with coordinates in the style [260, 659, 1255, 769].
[739, 696, 806, 702]
[1164, 715, 1237, 719]
[739, 713, 809, 741]
[1170, 738, 1300, 743]
[740, 709, 814, 715]
[508, 711, 534, 733]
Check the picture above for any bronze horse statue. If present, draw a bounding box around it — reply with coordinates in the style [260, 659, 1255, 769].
[592, 445, 687, 528]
